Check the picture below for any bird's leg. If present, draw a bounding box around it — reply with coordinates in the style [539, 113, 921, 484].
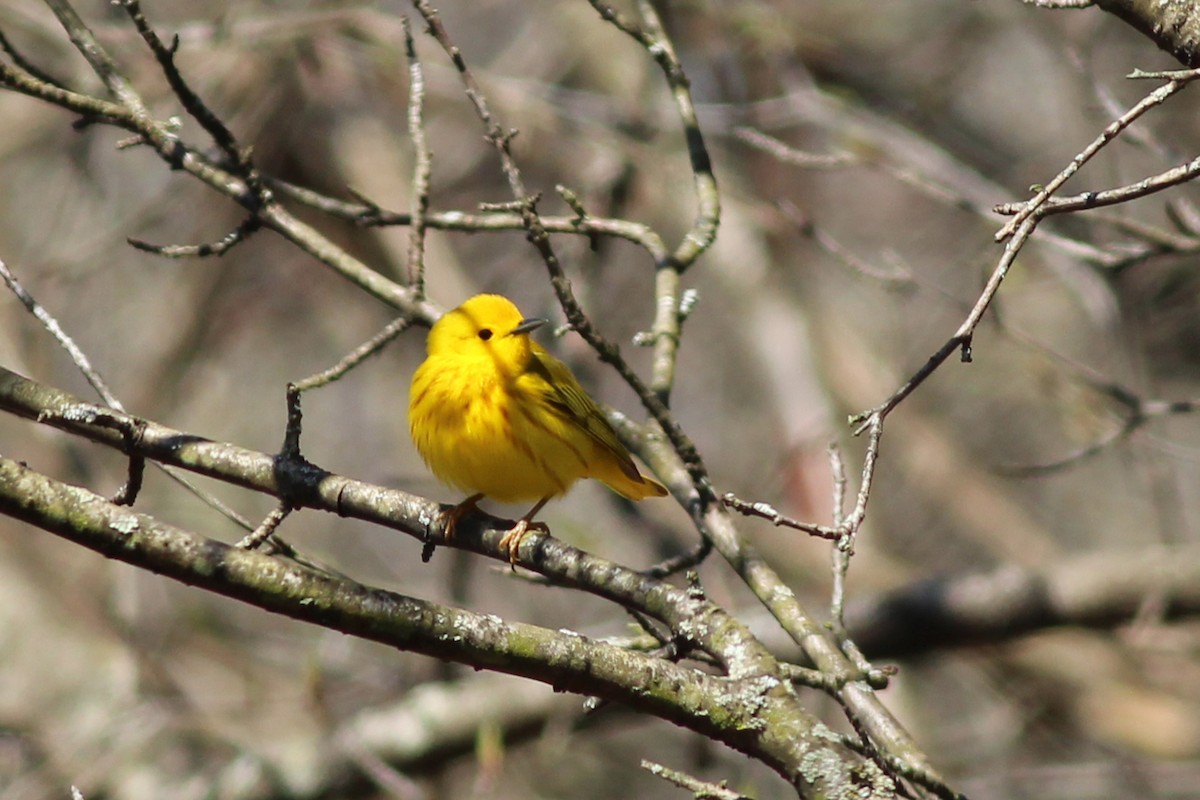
[498, 496, 551, 563]
[442, 493, 484, 542]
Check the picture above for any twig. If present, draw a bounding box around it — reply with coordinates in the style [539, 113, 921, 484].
[828, 446, 852, 631]
[265, 176, 670, 261]
[587, 0, 719, 404]
[281, 314, 414, 468]
[400, 15, 431, 296]
[127, 216, 263, 257]
[641, 760, 751, 800]
[0, 257, 123, 409]
[778, 662, 840, 692]
[1128, 67, 1200, 81]
[4, 1, 432, 320]
[999, 383, 1200, 476]
[1, 257, 147, 506]
[1, 256, 254, 526]
[720, 494, 841, 541]
[828, 443, 847, 529]
[780, 200, 914, 287]
[1019, 0, 1092, 7]
[43, 0, 150, 115]
[338, 730, 427, 800]
[292, 316, 415, 395]
[641, 536, 712, 578]
[993, 155, 1200, 222]
[237, 502, 292, 550]
[853, 214, 1040, 425]
[0, 30, 68, 89]
[995, 77, 1191, 241]
[117, 0, 261, 195]
[734, 127, 857, 169]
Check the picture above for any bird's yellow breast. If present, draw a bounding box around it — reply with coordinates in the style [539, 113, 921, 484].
[409, 353, 592, 503]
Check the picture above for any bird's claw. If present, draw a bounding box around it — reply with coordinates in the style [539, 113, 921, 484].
[441, 493, 483, 543]
[497, 519, 550, 563]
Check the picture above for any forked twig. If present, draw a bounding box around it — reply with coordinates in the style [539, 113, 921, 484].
[995, 73, 1198, 241]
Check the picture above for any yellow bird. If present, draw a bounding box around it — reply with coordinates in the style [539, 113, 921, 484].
[409, 293, 667, 561]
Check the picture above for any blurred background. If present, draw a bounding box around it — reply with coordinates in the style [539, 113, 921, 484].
[3, 1, 1200, 798]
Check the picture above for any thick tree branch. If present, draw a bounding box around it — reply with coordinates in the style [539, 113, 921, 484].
[310, 540, 1200, 790]
[0, 450, 894, 798]
[0, 365, 907, 796]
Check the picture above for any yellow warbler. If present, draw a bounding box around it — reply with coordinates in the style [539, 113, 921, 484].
[409, 293, 666, 561]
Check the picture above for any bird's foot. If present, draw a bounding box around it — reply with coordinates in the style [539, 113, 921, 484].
[441, 493, 484, 542]
[497, 518, 550, 563]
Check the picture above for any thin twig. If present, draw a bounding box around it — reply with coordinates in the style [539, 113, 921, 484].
[400, 15, 431, 296]
[828, 446, 852, 631]
[587, 0, 720, 404]
[282, 315, 414, 460]
[641, 760, 751, 800]
[118, 0, 259, 191]
[735, 127, 856, 169]
[1128, 66, 1200, 81]
[720, 494, 841, 541]
[641, 536, 712, 578]
[853, 214, 1040, 426]
[292, 316, 415, 394]
[0, 30, 68, 89]
[6, 1, 431, 320]
[265, 176, 670, 261]
[128, 216, 263, 257]
[780, 200, 914, 287]
[339, 730, 427, 800]
[995, 78, 1191, 241]
[1, 256, 251, 527]
[43, 0, 152, 116]
[1019, 0, 1093, 7]
[999, 387, 1200, 477]
[993, 155, 1200, 222]
[0, 257, 123, 409]
[237, 502, 291, 550]
[828, 444, 847, 528]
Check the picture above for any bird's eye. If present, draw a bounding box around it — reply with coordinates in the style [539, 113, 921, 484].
[478, 328, 493, 341]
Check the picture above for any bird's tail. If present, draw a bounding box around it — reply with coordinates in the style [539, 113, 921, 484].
[593, 458, 668, 501]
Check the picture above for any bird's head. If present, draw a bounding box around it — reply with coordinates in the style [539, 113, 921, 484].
[427, 293, 547, 373]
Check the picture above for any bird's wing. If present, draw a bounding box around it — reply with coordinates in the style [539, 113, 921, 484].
[526, 348, 644, 482]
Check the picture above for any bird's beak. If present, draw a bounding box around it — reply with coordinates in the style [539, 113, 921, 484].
[510, 317, 547, 336]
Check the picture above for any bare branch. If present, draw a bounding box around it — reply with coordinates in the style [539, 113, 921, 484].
[127, 216, 263, 258]
[994, 154, 1200, 222]
[1020, 0, 1093, 7]
[400, 14, 431, 295]
[0, 435, 893, 797]
[641, 760, 750, 800]
[1094, 0, 1200, 66]
[721, 493, 841, 541]
[2, 1, 437, 321]
[236, 503, 291, 550]
[853, 215, 1040, 425]
[995, 77, 1191, 241]
[588, 0, 719, 403]
[0, 257, 123, 410]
